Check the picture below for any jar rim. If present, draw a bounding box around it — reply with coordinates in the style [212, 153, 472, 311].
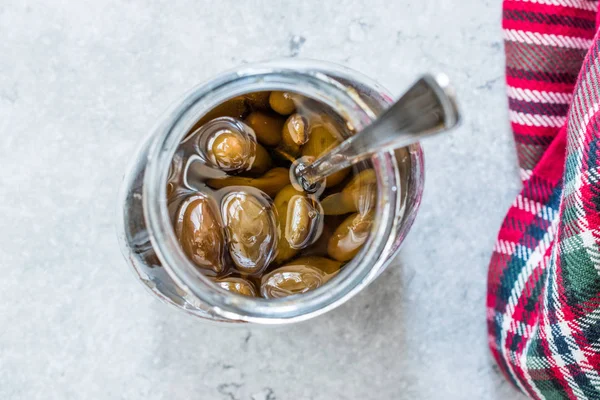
[142, 59, 417, 323]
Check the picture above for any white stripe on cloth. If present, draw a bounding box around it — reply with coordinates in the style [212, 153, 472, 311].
[504, 29, 595, 50]
[506, 0, 598, 12]
[510, 111, 567, 127]
[495, 240, 517, 255]
[513, 194, 558, 221]
[515, 194, 543, 214]
[520, 168, 534, 182]
[507, 87, 573, 104]
[517, 245, 534, 260]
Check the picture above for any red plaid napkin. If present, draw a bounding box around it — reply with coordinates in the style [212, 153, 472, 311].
[488, 0, 600, 398]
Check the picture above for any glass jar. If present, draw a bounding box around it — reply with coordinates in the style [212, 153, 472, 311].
[116, 60, 424, 324]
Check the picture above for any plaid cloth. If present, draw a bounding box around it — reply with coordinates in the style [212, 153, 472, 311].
[488, 0, 600, 399]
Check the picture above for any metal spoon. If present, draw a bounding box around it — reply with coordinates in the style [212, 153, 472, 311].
[291, 73, 461, 193]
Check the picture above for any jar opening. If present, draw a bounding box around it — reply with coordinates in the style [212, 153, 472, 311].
[143, 61, 403, 323]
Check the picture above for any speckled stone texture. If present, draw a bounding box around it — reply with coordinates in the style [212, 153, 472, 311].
[0, 1, 527, 399]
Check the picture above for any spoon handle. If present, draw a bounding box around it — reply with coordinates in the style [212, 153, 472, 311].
[295, 74, 461, 186]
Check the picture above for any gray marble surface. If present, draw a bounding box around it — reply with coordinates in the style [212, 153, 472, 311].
[0, 1, 528, 399]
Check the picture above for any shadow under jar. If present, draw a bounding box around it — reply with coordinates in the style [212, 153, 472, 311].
[117, 60, 424, 324]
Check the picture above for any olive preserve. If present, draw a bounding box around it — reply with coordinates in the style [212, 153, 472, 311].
[167, 91, 377, 299]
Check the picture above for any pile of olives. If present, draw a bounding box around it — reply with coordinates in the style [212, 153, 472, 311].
[168, 91, 377, 299]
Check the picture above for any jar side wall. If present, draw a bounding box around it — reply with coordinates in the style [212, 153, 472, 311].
[116, 129, 233, 322]
[325, 69, 425, 275]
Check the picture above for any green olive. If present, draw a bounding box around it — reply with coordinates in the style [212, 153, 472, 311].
[206, 167, 289, 198]
[245, 111, 285, 147]
[208, 128, 272, 175]
[210, 130, 249, 171]
[175, 195, 225, 275]
[338, 168, 376, 193]
[269, 91, 296, 115]
[284, 256, 342, 275]
[260, 265, 325, 299]
[272, 185, 304, 264]
[302, 124, 349, 187]
[279, 113, 309, 158]
[243, 91, 271, 110]
[295, 215, 341, 257]
[250, 143, 273, 175]
[191, 97, 248, 132]
[321, 169, 377, 215]
[285, 195, 322, 249]
[272, 147, 298, 165]
[221, 191, 277, 275]
[327, 211, 374, 261]
[214, 277, 257, 297]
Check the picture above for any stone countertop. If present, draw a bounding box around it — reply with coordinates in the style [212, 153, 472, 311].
[0, 1, 528, 399]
